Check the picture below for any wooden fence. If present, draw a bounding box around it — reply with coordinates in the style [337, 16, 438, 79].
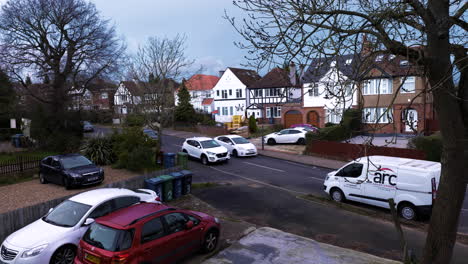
[0, 156, 43, 175]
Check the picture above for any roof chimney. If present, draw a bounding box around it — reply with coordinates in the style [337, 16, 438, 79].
[219, 70, 225, 78]
[289, 62, 296, 86]
[361, 34, 373, 56]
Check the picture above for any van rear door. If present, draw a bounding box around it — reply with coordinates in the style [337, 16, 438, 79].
[361, 163, 398, 208]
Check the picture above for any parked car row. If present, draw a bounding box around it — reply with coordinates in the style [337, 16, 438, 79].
[182, 135, 257, 165]
[0, 188, 220, 264]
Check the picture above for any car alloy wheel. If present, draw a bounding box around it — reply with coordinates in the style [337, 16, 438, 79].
[51, 245, 75, 264]
[203, 230, 218, 253]
[201, 155, 208, 165]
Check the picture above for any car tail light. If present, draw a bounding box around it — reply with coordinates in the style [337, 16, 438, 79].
[155, 197, 161, 202]
[111, 253, 130, 264]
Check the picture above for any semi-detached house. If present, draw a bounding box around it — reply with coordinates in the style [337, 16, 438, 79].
[213, 67, 261, 123]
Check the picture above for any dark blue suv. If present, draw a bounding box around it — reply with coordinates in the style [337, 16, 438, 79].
[39, 154, 104, 189]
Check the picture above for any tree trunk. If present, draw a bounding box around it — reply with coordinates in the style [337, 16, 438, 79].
[421, 1, 468, 263]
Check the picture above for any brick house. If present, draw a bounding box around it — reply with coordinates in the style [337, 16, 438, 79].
[88, 80, 118, 110]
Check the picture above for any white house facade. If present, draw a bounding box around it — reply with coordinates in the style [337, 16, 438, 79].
[114, 81, 142, 115]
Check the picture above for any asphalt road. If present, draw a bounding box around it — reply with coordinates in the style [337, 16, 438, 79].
[161, 133, 468, 263]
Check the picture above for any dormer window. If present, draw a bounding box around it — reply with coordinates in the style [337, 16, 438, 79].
[330, 61, 337, 67]
[400, 60, 409, 66]
[389, 54, 396, 60]
[375, 55, 384, 62]
[345, 59, 352, 65]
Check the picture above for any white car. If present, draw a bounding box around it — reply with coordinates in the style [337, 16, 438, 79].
[182, 137, 230, 165]
[264, 128, 307, 145]
[214, 135, 257, 157]
[0, 188, 159, 264]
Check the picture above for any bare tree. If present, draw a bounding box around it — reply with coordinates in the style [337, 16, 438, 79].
[226, 1, 467, 263]
[128, 35, 194, 150]
[0, 0, 125, 115]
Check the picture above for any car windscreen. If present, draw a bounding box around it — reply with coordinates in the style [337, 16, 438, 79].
[61, 155, 93, 169]
[43, 200, 91, 227]
[83, 223, 134, 252]
[144, 131, 157, 137]
[200, 140, 220, 149]
[232, 137, 250, 144]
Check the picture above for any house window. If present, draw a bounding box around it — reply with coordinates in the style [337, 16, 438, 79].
[101, 92, 108, 99]
[345, 59, 353, 65]
[236, 89, 242, 98]
[400, 60, 409, 66]
[345, 84, 353, 96]
[204, 106, 208, 112]
[121, 95, 128, 102]
[266, 107, 271, 118]
[266, 107, 281, 118]
[229, 90, 232, 96]
[389, 54, 396, 60]
[266, 88, 280, 97]
[375, 55, 384, 62]
[217, 107, 220, 115]
[222, 90, 228, 99]
[222, 107, 228, 115]
[400, 76, 416, 93]
[230, 106, 233, 115]
[254, 89, 263, 97]
[308, 84, 319, 97]
[362, 107, 393, 123]
[326, 110, 342, 124]
[363, 79, 392, 95]
[216, 90, 220, 97]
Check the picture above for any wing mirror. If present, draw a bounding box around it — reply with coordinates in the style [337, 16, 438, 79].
[48, 208, 54, 213]
[185, 220, 194, 230]
[197, 145, 201, 149]
[83, 218, 95, 226]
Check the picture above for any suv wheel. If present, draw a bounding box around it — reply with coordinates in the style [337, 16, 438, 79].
[267, 138, 276, 145]
[399, 203, 417, 221]
[201, 155, 209, 165]
[202, 229, 219, 253]
[50, 245, 75, 264]
[39, 172, 48, 184]
[330, 188, 345, 202]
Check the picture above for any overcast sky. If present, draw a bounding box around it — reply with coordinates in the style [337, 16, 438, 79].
[0, 0, 251, 77]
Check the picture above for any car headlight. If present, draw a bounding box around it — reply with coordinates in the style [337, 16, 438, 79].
[214, 217, 220, 224]
[237, 146, 245, 150]
[21, 244, 48, 258]
[206, 151, 216, 156]
[69, 172, 80, 178]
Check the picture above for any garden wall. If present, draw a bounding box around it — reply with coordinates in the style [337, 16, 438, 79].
[305, 140, 426, 161]
[0, 166, 180, 244]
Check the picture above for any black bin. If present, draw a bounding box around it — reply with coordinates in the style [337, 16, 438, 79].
[180, 170, 193, 195]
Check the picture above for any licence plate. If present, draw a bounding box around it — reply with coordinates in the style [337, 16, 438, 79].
[88, 176, 99, 181]
[85, 253, 101, 264]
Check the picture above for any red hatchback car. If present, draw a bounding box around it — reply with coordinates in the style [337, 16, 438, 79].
[74, 203, 220, 264]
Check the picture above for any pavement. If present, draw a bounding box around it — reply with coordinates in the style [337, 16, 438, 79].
[203, 227, 401, 264]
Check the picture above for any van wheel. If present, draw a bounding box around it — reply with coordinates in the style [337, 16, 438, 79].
[330, 188, 345, 203]
[201, 155, 209, 165]
[399, 203, 417, 221]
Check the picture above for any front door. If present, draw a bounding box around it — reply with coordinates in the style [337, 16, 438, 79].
[307, 111, 319, 127]
[334, 163, 366, 202]
[361, 164, 398, 208]
[404, 109, 418, 132]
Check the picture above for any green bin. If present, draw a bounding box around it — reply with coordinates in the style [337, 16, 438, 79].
[177, 152, 189, 169]
[159, 175, 174, 202]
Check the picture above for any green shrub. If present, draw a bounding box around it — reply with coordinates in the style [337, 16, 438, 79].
[307, 125, 349, 141]
[408, 132, 442, 161]
[324, 122, 336, 127]
[125, 113, 145, 127]
[124, 146, 155, 171]
[81, 110, 113, 124]
[341, 108, 362, 133]
[248, 115, 258, 133]
[81, 137, 115, 165]
[112, 127, 156, 170]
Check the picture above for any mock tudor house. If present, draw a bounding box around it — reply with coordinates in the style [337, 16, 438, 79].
[175, 74, 219, 113]
[246, 64, 302, 126]
[69, 87, 93, 110]
[296, 54, 360, 128]
[213, 67, 261, 123]
[359, 53, 435, 134]
[114, 81, 143, 115]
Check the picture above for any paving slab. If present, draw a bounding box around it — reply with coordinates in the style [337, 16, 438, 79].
[203, 227, 401, 264]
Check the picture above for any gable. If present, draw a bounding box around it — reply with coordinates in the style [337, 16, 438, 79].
[213, 68, 247, 90]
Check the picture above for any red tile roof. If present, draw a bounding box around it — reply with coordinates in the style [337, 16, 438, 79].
[185, 74, 219, 91]
[202, 98, 214, 105]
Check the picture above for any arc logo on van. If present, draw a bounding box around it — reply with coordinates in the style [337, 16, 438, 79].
[372, 168, 397, 186]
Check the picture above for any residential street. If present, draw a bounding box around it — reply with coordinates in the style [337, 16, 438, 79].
[161, 133, 468, 263]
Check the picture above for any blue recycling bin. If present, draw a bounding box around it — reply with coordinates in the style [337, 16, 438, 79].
[163, 153, 176, 169]
[144, 177, 165, 202]
[11, 134, 23, 148]
[180, 170, 193, 195]
[170, 172, 184, 199]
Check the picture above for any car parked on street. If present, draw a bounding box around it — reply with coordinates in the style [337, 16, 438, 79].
[264, 128, 308, 145]
[290, 123, 318, 132]
[82, 121, 94, 132]
[182, 137, 230, 165]
[143, 128, 158, 140]
[39, 154, 104, 189]
[74, 202, 220, 264]
[214, 135, 257, 157]
[0, 188, 159, 264]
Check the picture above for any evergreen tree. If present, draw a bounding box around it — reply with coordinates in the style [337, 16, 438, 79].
[248, 115, 258, 133]
[174, 81, 195, 123]
[25, 76, 32, 85]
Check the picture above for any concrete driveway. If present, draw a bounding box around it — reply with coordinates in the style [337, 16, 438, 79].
[203, 227, 400, 264]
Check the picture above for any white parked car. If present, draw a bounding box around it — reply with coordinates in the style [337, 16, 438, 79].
[214, 135, 257, 157]
[182, 137, 230, 165]
[0, 188, 159, 264]
[264, 128, 307, 145]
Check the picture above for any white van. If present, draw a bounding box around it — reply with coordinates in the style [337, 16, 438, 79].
[323, 155, 441, 220]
